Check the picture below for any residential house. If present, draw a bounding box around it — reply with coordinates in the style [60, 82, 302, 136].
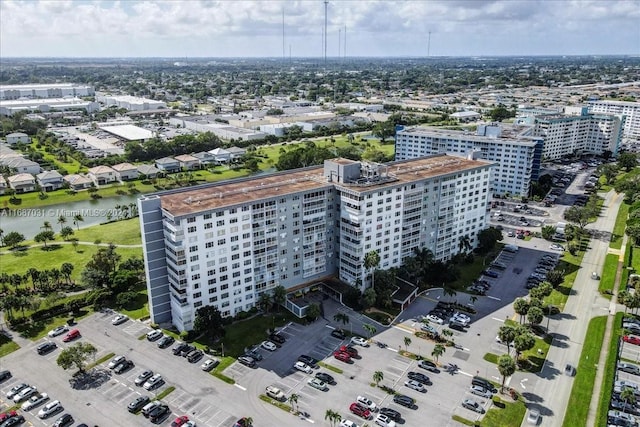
[4, 157, 41, 175]
[0, 175, 6, 195]
[192, 151, 216, 166]
[112, 162, 139, 181]
[174, 154, 201, 170]
[36, 170, 64, 192]
[64, 174, 93, 190]
[155, 157, 180, 173]
[137, 164, 160, 179]
[87, 165, 117, 186]
[226, 146, 247, 160]
[208, 148, 231, 164]
[6, 132, 30, 145]
[7, 173, 36, 193]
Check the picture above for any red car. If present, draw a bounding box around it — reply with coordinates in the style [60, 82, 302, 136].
[624, 335, 640, 346]
[339, 345, 358, 358]
[333, 351, 351, 363]
[171, 415, 189, 427]
[63, 329, 81, 342]
[0, 411, 17, 422]
[349, 402, 371, 419]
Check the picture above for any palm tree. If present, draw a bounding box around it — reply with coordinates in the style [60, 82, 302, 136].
[288, 393, 299, 413]
[621, 386, 636, 414]
[57, 215, 67, 231]
[513, 298, 529, 324]
[333, 313, 349, 332]
[257, 292, 272, 313]
[41, 221, 52, 231]
[373, 370, 384, 387]
[497, 354, 516, 392]
[498, 324, 517, 355]
[431, 344, 445, 363]
[458, 234, 472, 253]
[364, 250, 380, 288]
[363, 323, 377, 339]
[61, 263, 74, 285]
[73, 214, 84, 230]
[404, 336, 412, 352]
[324, 409, 341, 427]
[273, 285, 287, 311]
[443, 286, 457, 303]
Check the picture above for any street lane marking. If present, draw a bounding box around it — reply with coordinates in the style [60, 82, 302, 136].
[487, 296, 502, 301]
[491, 317, 505, 322]
[457, 370, 473, 377]
[234, 384, 246, 391]
[392, 324, 415, 334]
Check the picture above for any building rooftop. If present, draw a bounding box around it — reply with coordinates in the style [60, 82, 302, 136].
[158, 155, 491, 217]
[399, 124, 539, 145]
[99, 124, 154, 141]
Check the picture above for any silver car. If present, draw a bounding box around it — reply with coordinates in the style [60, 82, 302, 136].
[470, 385, 492, 398]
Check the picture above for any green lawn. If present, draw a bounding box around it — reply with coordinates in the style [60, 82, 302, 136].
[0, 334, 20, 357]
[118, 289, 149, 320]
[482, 334, 551, 373]
[562, 316, 608, 427]
[1, 244, 141, 285]
[11, 303, 94, 340]
[599, 253, 620, 297]
[611, 202, 630, 249]
[72, 217, 142, 245]
[596, 312, 623, 427]
[482, 397, 527, 427]
[544, 246, 586, 310]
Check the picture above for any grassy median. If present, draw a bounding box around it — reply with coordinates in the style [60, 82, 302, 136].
[595, 313, 624, 427]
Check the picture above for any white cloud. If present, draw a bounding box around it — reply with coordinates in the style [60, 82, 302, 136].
[0, 0, 637, 56]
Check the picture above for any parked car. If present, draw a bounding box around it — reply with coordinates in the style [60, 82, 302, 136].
[392, 394, 415, 408]
[618, 362, 640, 376]
[238, 356, 256, 368]
[483, 270, 499, 278]
[146, 330, 163, 341]
[172, 342, 188, 355]
[114, 359, 134, 374]
[128, 395, 151, 413]
[48, 326, 69, 337]
[21, 393, 49, 411]
[157, 335, 175, 349]
[331, 329, 346, 339]
[334, 351, 352, 363]
[269, 333, 286, 344]
[0, 414, 24, 427]
[0, 370, 11, 383]
[187, 350, 204, 363]
[339, 421, 358, 427]
[426, 314, 444, 325]
[111, 314, 128, 325]
[462, 398, 485, 414]
[379, 407, 401, 421]
[624, 335, 640, 346]
[315, 372, 336, 384]
[356, 395, 378, 412]
[470, 385, 493, 398]
[350, 336, 369, 347]
[135, 370, 154, 386]
[472, 376, 497, 393]
[418, 360, 440, 373]
[6, 384, 28, 400]
[148, 404, 170, 423]
[108, 355, 126, 369]
[179, 344, 195, 357]
[171, 415, 190, 427]
[404, 380, 426, 392]
[374, 414, 396, 427]
[260, 341, 277, 352]
[141, 401, 161, 417]
[527, 409, 541, 425]
[143, 374, 164, 390]
[265, 385, 286, 401]
[13, 386, 38, 403]
[294, 361, 313, 374]
[0, 411, 18, 423]
[550, 244, 565, 251]
[407, 372, 431, 385]
[62, 329, 80, 342]
[36, 341, 57, 355]
[308, 378, 328, 391]
[298, 355, 318, 367]
[339, 345, 359, 358]
[349, 402, 371, 419]
[52, 413, 74, 427]
[38, 400, 63, 418]
[201, 359, 219, 372]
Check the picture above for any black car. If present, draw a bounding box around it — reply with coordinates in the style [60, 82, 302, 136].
[315, 372, 335, 384]
[53, 414, 74, 427]
[179, 344, 195, 357]
[128, 395, 150, 413]
[172, 343, 188, 355]
[407, 371, 431, 385]
[238, 356, 256, 368]
[149, 404, 170, 423]
[1, 415, 25, 427]
[418, 360, 440, 373]
[393, 394, 415, 408]
[269, 333, 286, 345]
[472, 376, 497, 393]
[187, 350, 204, 363]
[0, 370, 11, 382]
[37, 341, 57, 355]
[379, 407, 401, 422]
[157, 336, 175, 349]
[114, 360, 134, 374]
[298, 355, 318, 367]
[330, 329, 346, 339]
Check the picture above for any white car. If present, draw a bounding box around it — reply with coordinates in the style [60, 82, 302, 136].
[13, 386, 38, 403]
[527, 409, 541, 425]
[426, 314, 444, 325]
[339, 420, 359, 427]
[143, 374, 164, 390]
[135, 370, 154, 386]
[22, 392, 49, 411]
[108, 355, 126, 369]
[6, 383, 28, 399]
[111, 314, 128, 325]
[294, 361, 313, 374]
[308, 378, 328, 391]
[201, 358, 219, 371]
[453, 312, 471, 322]
[404, 380, 426, 392]
[146, 330, 163, 341]
[184, 421, 197, 427]
[470, 384, 493, 398]
[261, 341, 277, 351]
[356, 395, 378, 411]
[350, 336, 369, 347]
[550, 244, 565, 251]
[47, 326, 69, 337]
[38, 400, 63, 418]
[374, 414, 397, 427]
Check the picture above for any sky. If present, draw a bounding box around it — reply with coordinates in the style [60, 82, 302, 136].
[1, 0, 639, 58]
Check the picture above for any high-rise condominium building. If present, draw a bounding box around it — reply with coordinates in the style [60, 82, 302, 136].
[533, 107, 624, 159]
[394, 124, 543, 197]
[139, 155, 493, 331]
[588, 100, 640, 140]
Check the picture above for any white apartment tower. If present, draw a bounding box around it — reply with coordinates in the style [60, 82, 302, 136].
[139, 155, 493, 331]
[395, 125, 543, 197]
[588, 100, 640, 140]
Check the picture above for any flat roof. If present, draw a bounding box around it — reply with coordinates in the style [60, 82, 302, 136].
[398, 125, 538, 146]
[159, 155, 491, 217]
[99, 124, 154, 141]
[0, 83, 91, 90]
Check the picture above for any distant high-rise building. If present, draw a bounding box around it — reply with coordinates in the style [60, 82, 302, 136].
[588, 100, 640, 140]
[139, 155, 493, 331]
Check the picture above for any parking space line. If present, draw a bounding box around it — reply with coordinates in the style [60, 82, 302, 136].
[234, 384, 246, 391]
